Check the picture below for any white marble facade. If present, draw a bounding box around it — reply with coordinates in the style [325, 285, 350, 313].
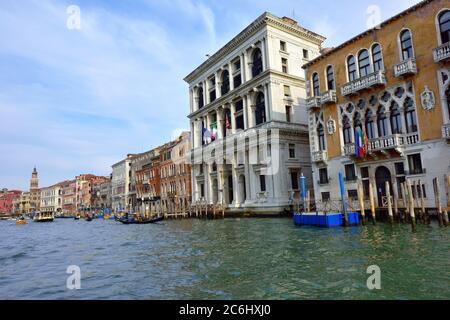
[185, 13, 325, 213]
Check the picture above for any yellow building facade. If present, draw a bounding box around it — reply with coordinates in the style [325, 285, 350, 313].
[303, 0, 450, 209]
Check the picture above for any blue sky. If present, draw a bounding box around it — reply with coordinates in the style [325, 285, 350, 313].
[0, 0, 421, 190]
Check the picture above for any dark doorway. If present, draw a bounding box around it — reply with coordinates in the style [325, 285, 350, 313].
[375, 166, 392, 207]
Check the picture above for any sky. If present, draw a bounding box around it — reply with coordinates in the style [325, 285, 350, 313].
[0, 0, 422, 190]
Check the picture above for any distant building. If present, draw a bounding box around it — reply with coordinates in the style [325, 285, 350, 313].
[302, 0, 450, 208]
[111, 155, 135, 212]
[160, 132, 192, 212]
[92, 177, 112, 210]
[40, 183, 63, 215]
[131, 149, 160, 212]
[15, 192, 31, 215]
[0, 189, 22, 214]
[75, 174, 110, 211]
[135, 148, 161, 213]
[61, 180, 76, 215]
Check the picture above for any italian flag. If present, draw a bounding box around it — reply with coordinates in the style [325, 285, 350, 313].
[355, 127, 365, 158]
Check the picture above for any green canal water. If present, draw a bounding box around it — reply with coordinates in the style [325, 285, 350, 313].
[0, 218, 449, 299]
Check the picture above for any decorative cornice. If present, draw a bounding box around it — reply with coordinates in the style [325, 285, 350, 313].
[184, 12, 325, 84]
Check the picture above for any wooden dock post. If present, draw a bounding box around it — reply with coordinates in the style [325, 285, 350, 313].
[401, 183, 408, 224]
[433, 178, 443, 227]
[386, 181, 394, 224]
[357, 182, 366, 225]
[306, 191, 311, 213]
[406, 179, 416, 232]
[444, 175, 450, 226]
[369, 180, 376, 225]
[392, 180, 399, 222]
[418, 180, 426, 224]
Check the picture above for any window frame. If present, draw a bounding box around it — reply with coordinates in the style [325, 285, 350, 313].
[347, 55, 357, 81]
[399, 29, 415, 61]
[326, 65, 335, 90]
[371, 43, 384, 72]
[312, 72, 320, 97]
[358, 49, 372, 77]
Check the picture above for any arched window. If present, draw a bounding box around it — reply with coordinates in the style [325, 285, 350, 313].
[365, 109, 375, 139]
[400, 30, 414, 60]
[343, 116, 352, 144]
[438, 10, 450, 44]
[255, 92, 266, 125]
[317, 124, 326, 151]
[221, 70, 230, 96]
[390, 102, 402, 134]
[354, 112, 362, 133]
[377, 106, 388, 137]
[358, 49, 371, 77]
[252, 48, 263, 77]
[372, 44, 384, 72]
[326, 66, 335, 90]
[312, 73, 320, 96]
[347, 55, 357, 81]
[198, 87, 204, 109]
[404, 97, 417, 133]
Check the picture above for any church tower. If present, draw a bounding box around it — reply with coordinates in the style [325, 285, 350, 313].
[30, 166, 39, 191]
[29, 167, 40, 212]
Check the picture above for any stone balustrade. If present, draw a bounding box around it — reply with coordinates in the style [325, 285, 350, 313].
[341, 70, 386, 96]
[433, 42, 450, 63]
[394, 58, 417, 77]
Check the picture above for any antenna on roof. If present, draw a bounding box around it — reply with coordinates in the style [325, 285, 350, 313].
[292, 9, 296, 19]
[206, 54, 211, 58]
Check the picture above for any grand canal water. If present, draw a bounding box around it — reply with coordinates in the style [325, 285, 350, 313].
[0, 218, 449, 300]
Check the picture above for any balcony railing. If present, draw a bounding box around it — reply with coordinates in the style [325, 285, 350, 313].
[433, 42, 450, 63]
[341, 70, 386, 96]
[394, 58, 417, 77]
[306, 97, 321, 110]
[344, 133, 420, 156]
[312, 150, 327, 163]
[320, 90, 337, 105]
[442, 124, 450, 139]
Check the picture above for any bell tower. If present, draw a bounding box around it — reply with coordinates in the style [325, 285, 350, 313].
[30, 166, 39, 191]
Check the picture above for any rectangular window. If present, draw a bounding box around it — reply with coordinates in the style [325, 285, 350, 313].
[234, 60, 241, 71]
[200, 184, 205, 198]
[303, 49, 309, 59]
[289, 144, 296, 158]
[260, 175, 266, 192]
[321, 192, 330, 201]
[233, 74, 242, 88]
[282, 58, 288, 73]
[362, 180, 370, 198]
[285, 106, 291, 123]
[395, 162, 405, 175]
[360, 167, 369, 179]
[345, 164, 357, 181]
[319, 168, 329, 185]
[284, 85, 291, 97]
[280, 41, 286, 52]
[348, 189, 358, 200]
[407, 154, 423, 175]
[291, 172, 299, 190]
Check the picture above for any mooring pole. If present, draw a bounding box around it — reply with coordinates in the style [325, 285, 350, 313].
[433, 178, 444, 227]
[406, 179, 416, 232]
[300, 173, 306, 214]
[306, 190, 311, 213]
[369, 180, 376, 225]
[339, 173, 349, 227]
[392, 179, 399, 222]
[401, 183, 408, 224]
[386, 181, 394, 224]
[444, 175, 450, 226]
[357, 181, 366, 225]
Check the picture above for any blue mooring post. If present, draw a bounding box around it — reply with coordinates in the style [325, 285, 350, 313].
[339, 173, 349, 227]
[300, 173, 306, 213]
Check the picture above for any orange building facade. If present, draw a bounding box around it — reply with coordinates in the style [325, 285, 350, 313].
[303, 0, 450, 208]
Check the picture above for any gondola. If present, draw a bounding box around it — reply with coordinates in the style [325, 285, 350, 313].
[85, 216, 93, 222]
[118, 215, 164, 225]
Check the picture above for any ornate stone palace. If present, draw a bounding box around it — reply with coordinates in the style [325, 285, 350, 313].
[185, 13, 325, 213]
[303, 0, 450, 208]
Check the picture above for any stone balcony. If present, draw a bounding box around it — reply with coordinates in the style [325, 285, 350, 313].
[312, 150, 327, 163]
[443, 124, 450, 139]
[320, 90, 337, 105]
[433, 42, 450, 63]
[341, 70, 386, 97]
[343, 133, 420, 157]
[394, 58, 417, 77]
[306, 96, 321, 111]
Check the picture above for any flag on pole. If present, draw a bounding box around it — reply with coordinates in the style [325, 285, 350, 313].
[362, 126, 369, 156]
[210, 122, 217, 141]
[355, 128, 365, 159]
[225, 113, 230, 130]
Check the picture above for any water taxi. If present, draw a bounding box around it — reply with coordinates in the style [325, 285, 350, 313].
[33, 212, 54, 223]
[16, 216, 27, 225]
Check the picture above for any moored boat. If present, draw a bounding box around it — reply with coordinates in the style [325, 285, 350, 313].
[118, 215, 164, 225]
[16, 216, 27, 225]
[33, 212, 54, 223]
